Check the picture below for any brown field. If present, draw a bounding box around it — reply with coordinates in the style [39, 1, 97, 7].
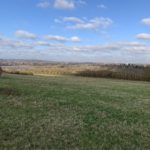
[1, 63, 150, 81]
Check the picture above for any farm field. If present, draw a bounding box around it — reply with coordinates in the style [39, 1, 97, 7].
[0, 74, 150, 149]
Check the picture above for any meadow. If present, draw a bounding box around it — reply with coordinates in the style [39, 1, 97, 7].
[0, 73, 150, 149]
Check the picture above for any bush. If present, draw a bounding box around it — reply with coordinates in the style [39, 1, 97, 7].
[5, 70, 33, 76]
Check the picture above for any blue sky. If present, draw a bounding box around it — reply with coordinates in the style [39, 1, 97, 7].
[0, 0, 150, 63]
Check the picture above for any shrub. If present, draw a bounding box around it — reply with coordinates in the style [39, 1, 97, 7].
[5, 70, 33, 76]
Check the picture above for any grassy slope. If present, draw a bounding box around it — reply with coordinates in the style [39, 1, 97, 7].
[0, 74, 150, 150]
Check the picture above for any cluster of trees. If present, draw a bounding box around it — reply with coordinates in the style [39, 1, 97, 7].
[6, 71, 33, 76]
[75, 64, 150, 82]
[0, 67, 2, 76]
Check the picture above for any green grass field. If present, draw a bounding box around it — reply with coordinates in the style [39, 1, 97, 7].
[0, 74, 150, 150]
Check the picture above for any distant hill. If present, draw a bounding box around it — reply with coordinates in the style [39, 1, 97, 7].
[0, 59, 105, 66]
[0, 59, 61, 66]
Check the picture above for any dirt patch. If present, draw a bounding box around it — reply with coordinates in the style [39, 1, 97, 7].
[0, 87, 20, 96]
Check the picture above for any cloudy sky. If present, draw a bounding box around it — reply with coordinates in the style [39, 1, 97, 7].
[0, 0, 150, 63]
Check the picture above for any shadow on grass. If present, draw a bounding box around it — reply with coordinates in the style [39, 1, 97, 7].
[0, 87, 20, 96]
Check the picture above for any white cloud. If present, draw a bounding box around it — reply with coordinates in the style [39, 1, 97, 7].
[37, 0, 85, 10]
[136, 33, 150, 39]
[45, 35, 68, 42]
[0, 38, 149, 54]
[97, 4, 107, 9]
[54, 0, 75, 10]
[60, 41, 147, 53]
[121, 41, 145, 47]
[1, 35, 147, 54]
[70, 36, 81, 42]
[37, 1, 51, 8]
[34, 41, 51, 46]
[64, 17, 113, 30]
[141, 18, 150, 26]
[113, 42, 148, 53]
[1, 36, 150, 63]
[63, 17, 84, 23]
[76, 0, 87, 5]
[45, 35, 81, 42]
[35, 41, 147, 53]
[15, 30, 37, 40]
[0, 37, 33, 49]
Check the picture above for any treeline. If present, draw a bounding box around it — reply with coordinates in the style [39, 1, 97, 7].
[4, 70, 33, 76]
[75, 64, 150, 81]
[0, 67, 2, 76]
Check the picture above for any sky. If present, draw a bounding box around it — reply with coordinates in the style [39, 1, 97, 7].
[0, 0, 150, 64]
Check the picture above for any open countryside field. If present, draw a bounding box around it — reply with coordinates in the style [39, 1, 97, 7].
[0, 74, 150, 149]
[2, 63, 150, 82]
